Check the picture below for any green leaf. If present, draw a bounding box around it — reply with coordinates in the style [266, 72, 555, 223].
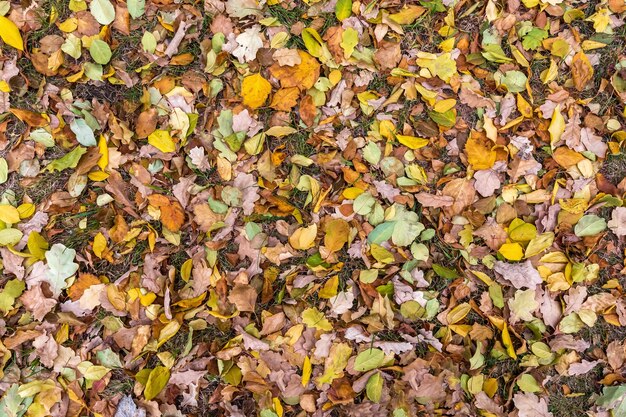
[432, 264, 458, 279]
[302, 28, 324, 58]
[70, 118, 97, 146]
[368, 221, 395, 244]
[597, 385, 626, 415]
[517, 374, 542, 393]
[500, 70, 528, 93]
[366, 372, 383, 403]
[30, 128, 55, 148]
[353, 193, 375, 215]
[363, 142, 381, 165]
[488, 284, 504, 308]
[301, 307, 332, 331]
[144, 366, 170, 401]
[574, 215, 607, 237]
[89, 39, 112, 65]
[359, 269, 378, 284]
[522, 27, 548, 50]
[142, 32, 157, 53]
[428, 109, 456, 128]
[354, 348, 385, 372]
[509, 289, 539, 322]
[469, 342, 484, 370]
[45, 243, 79, 296]
[0, 157, 7, 185]
[392, 219, 424, 247]
[410, 242, 429, 261]
[481, 44, 513, 63]
[127, 0, 145, 19]
[45, 146, 87, 172]
[335, 0, 352, 21]
[400, 300, 425, 320]
[96, 349, 123, 369]
[90, 0, 115, 25]
[61, 34, 81, 59]
[0, 228, 22, 247]
[0, 279, 25, 313]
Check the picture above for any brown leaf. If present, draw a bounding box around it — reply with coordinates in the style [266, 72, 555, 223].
[441, 178, 476, 217]
[270, 87, 300, 111]
[269, 50, 320, 90]
[136, 108, 158, 139]
[21, 284, 57, 321]
[148, 194, 185, 232]
[67, 273, 101, 301]
[571, 52, 593, 92]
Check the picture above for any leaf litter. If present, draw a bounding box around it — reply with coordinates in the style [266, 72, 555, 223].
[0, 0, 625, 416]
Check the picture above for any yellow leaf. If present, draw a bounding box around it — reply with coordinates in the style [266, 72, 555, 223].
[265, 126, 297, 137]
[0, 16, 24, 51]
[470, 270, 495, 286]
[57, 17, 78, 33]
[27, 231, 49, 260]
[273, 398, 283, 417]
[516, 94, 533, 118]
[501, 324, 517, 359]
[0, 205, 20, 224]
[302, 355, 312, 387]
[483, 377, 498, 397]
[315, 342, 352, 385]
[241, 73, 272, 110]
[370, 244, 394, 264]
[343, 187, 364, 199]
[328, 69, 342, 85]
[525, 232, 555, 258]
[319, 275, 339, 299]
[289, 224, 317, 250]
[157, 321, 181, 347]
[508, 218, 537, 242]
[148, 130, 176, 153]
[144, 366, 170, 401]
[97, 135, 108, 170]
[465, 132, 496, 169]
[83, 365, 110, 381]
[498, 242, 524, 261]
[549, 105, 565, 146]
[483, 116, 497, 141]
[302, 307, 333, 331]
[434, 98, 457, 113]
[541, 59, 558, 84]
[389, 5, 426, 25]
[446, 302, 470, 324]
[181, 258, 192, 282]
[396, 134, 429, 149]
[88, 170, 109, 181]
[302, 28, 324, 58]
[92, 232, 107, 258]
[324, 219, 349, 252]
[17, 203, 35, 219]
[379, 120, 396, 140]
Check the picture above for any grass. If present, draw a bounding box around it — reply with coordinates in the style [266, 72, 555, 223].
[599, 152, 626, 185]
[267, 2, 308, 27]
[547, 371, 602, 417]
[49, 210, 100, 249]
[285, 132, 315, 157]
[102, 369, 135, 397]
[23, 170, 70, 205]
